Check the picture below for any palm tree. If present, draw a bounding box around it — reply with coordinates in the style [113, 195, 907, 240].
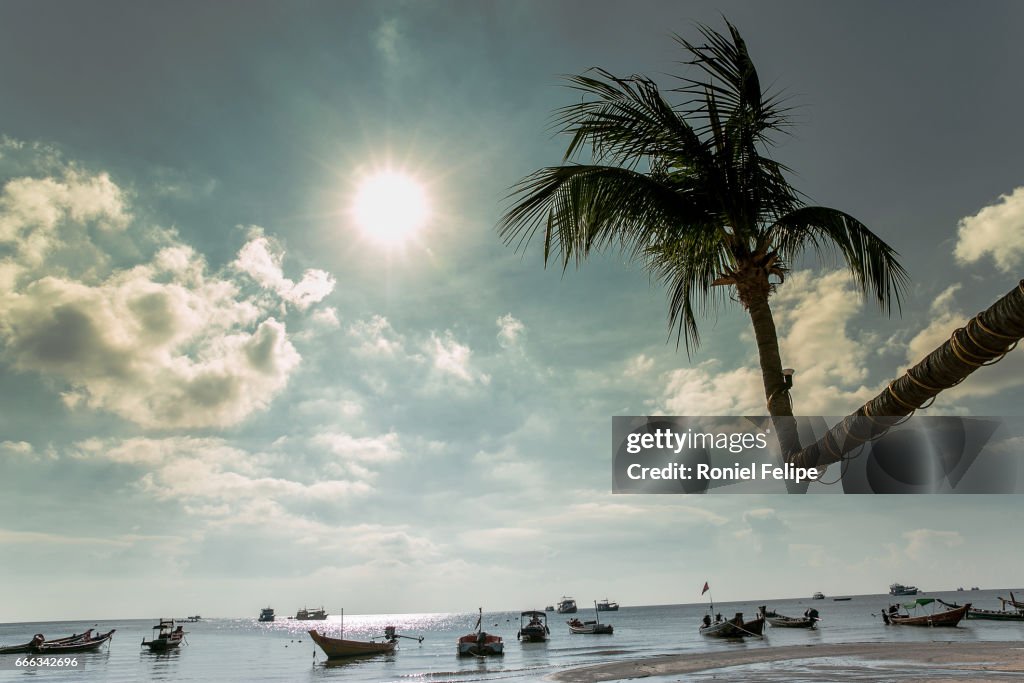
[498, 20, 908, 454]
[789, 278, 1024, 469]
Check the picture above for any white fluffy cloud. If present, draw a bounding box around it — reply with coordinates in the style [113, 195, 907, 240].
[496, 313, 525, 349]
[425, 331, 490, 387]
[0, 155, 334, 429]
[954, 186, 1024, 272]
[234, 232, 335, 310]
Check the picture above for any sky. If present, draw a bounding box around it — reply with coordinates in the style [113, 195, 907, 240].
[1, 0, 1023, 621]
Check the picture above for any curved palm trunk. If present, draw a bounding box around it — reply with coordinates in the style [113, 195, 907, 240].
[744, 289, 802, 457]
[788, 279, 1024, 470]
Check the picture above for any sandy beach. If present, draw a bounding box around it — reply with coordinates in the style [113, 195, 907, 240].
[550, 641, 1024, 682]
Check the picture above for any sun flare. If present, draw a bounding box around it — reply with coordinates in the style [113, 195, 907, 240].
[351, 170, 430, 245]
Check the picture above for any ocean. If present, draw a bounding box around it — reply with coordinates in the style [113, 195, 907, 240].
[2, 590, 1021, 682]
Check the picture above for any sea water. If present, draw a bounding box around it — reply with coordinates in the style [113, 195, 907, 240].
[1, 590, 1021, 682]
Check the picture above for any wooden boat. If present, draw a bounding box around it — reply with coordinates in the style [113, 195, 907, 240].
[881, 599, 969, 626]
[296, 606, 328, 620]
[700, 611, 764, 638]
[968, 607, 1024, 621]
[517, 610, 549, 642]
[812, 592, 825, 600]
[999, 592, 1024, 611]
[759, 606, 818, 629]
[556, 596, 577, 613]
[141, 619, 186, 651]
[938, 599, 1024, 621]
[457, 608, 503, 656]
[0, 630, 99, 655]
[309, 629, 395, 659]
[596, 598, 619, 612]
[889, 582, 919, 596]
[833, 597, 852, 601]
[0, 634, 45, 654]
[567, 617, 613, 634]
[37, 629, 115, 653]
[258, 607, 275, 622]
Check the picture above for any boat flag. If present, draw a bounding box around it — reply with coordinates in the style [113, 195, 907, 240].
[702, 582, 710, 595]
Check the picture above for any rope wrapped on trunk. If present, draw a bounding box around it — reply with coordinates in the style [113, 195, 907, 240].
[788, 279, 1024, 470]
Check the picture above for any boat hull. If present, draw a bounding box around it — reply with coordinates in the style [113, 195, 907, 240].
[967, 608, 1024, 621]
[568, 621, 613, 634]
[765, 616, 816, 628]
[39, 630, 115, 654]
[883, 603, 969, 626]
[457, 633, 504, 656]
[700, 615, 764, 638]
[309, 630, 396, 659]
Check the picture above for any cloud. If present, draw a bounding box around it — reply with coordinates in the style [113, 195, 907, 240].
[0, 152, 335, 429]
[348, 315, 407, 357]
[902, 528, 963, 561]
[374, 18, 401, 65]
[954, 186, 1024, 272]
[496, 313, 525, 349]
[656, 361, 764, 415]
[233, 232, 335, 310]
[0, 169, 129, 268]
[0, 440, 34, 457]
[425, 331, 490, 387]
[77, 436, 374, 517]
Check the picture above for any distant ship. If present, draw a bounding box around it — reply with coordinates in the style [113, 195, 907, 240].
[812, 592, 825, 600]
[596, 598, 619, 612]
[258, 607, 275, 622]
[889, 583, 919, 596]
[556, 597, 577, 614]
[295, 606, 328, 620]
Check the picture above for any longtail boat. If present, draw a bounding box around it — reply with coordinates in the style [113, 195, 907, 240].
[309, 629, 396, 659]
[999, 592, 1024, 611]
[881, 599, 969, 626]
[37, 630, 115, 653]
[0, 634, 45, 654]
[700, 611, 765, 638]
[759, 605, 818, 628]
[939, 599, 1024, 621]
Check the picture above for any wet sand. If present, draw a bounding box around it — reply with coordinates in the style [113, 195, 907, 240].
[549, 641, 1024, 682]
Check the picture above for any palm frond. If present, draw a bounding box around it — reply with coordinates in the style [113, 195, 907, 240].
[499, 164, 716, 268]
[769, 207, 909, 314]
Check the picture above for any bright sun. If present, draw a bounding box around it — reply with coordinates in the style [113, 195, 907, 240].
[351, 170, 430, 245]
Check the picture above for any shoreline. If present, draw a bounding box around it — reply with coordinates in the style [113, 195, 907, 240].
[549, 641, 1024, 682]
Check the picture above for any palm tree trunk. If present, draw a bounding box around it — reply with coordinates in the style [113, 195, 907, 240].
[788, 279, 1024, 470]
[745, 289, 802, 457]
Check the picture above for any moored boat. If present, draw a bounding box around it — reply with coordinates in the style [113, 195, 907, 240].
[258, 607, 275, 622]
[309, 629, 396, 659]
[595, 598, 619, 611]
[812, 592, 825, 600]
[141, 619, 186, 651]
[889, 582, 919, 596]
[999, 592, 1024, 611]
[700, 611, 765, 638]
[759, 606, 818, 629]
[296, 606, 328, 620]
[37, 630, 115, 653]
[517, 610, 549, 642]
[556, 596, 577, 613]
[938, 599, 1024, 621]
[881, 599, 969, 626]
[567, 601, 614, 634]
[457, 608, 503, 656]
[544, 605, 554, 611]
[0, 634, 45, 655]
